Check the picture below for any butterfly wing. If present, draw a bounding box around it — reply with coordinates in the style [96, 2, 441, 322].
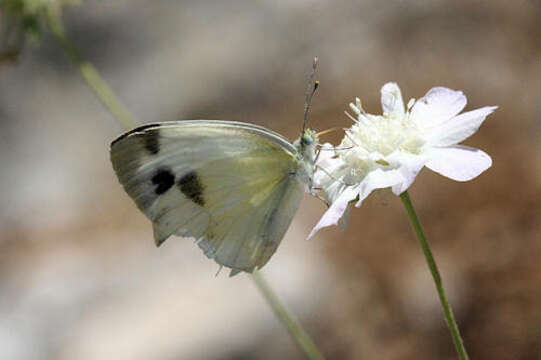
[110, 120, 306, 275]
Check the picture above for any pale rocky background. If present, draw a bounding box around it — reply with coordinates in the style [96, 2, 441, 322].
[0, 1, 540, 359]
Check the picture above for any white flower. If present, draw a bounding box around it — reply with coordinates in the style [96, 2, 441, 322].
[309, 83, 497, 239]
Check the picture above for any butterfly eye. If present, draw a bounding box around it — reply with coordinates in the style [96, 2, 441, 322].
[301, 133, 313, 146]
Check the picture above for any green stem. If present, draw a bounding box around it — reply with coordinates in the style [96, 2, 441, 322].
[252, 271, 326, 360]
[45, 7, 137, 131]
[399, 191, 469, 360]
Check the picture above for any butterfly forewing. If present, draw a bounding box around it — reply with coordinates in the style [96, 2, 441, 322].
[110, 121, 305, 275]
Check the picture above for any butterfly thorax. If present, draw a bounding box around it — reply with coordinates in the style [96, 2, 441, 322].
[293, 129, 319, 193]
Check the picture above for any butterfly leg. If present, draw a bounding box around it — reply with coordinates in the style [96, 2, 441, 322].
[315, 165, 356, 187]
[309, 186, 330, 207]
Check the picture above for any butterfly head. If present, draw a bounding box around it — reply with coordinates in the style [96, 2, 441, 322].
[294, 128, 319, 172]
[300, 128, 317, 147]
[295, 128, 318, 152]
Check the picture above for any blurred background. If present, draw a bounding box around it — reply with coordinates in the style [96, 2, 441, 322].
[1, 0, 540, 359]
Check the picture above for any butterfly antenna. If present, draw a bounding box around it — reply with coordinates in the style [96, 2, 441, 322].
[302, 57, 319, 136]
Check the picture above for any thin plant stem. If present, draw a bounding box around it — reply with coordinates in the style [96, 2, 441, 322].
[45, 7, 137, 131]
[252, 270, 326, 360]
[45, 9, 325, 359]
[399, 191, 469, 360]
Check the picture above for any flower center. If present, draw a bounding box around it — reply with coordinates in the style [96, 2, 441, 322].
[342, 113, 424, 156]
[343, 112, 425, 155]
[337, 112, 425, 181]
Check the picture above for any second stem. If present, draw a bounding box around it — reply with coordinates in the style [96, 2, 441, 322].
[400, 191, 469, 360]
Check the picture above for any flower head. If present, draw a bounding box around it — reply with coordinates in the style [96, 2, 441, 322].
[309, 83, 497, 238]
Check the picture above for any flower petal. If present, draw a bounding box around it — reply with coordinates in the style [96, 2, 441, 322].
[410, 87, 467, 128]
[385, 152, 429, 195]
[354, 168, 404, 206]
[381, 82, 405, 117]
[426, 106, 498, 147]
[307, 185, 359, 239]
[425, 145, 492, 181]
[338, 204, 353, 231]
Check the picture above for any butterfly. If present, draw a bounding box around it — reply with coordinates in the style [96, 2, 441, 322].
[110, 59, 321, 276]
[110, 120, 319, 276]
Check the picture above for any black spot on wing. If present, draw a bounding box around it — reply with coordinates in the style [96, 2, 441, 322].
[178, 171, 205, 206]
[143, 132, 160, 154]
[151, 168, 175, 195]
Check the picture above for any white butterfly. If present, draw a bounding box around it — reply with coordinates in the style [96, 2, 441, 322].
[110, 120, 320, 276]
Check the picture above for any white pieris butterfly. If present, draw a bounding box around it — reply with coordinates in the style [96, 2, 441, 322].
[110, 59, 321, 276]
[110, 121, 319, 276]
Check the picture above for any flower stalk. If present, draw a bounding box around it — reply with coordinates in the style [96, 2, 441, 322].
[45, 7, 137, 130]
[252, 271, 326, 360]
[400, 191, 469, 360]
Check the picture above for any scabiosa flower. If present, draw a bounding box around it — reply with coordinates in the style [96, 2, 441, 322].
[309, 82, 497, 238]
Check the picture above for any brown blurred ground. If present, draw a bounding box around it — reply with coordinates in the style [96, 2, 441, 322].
[0, 1, 540, 359]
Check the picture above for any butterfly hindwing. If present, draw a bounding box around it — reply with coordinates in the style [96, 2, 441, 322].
[110, 121, 305, 274]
